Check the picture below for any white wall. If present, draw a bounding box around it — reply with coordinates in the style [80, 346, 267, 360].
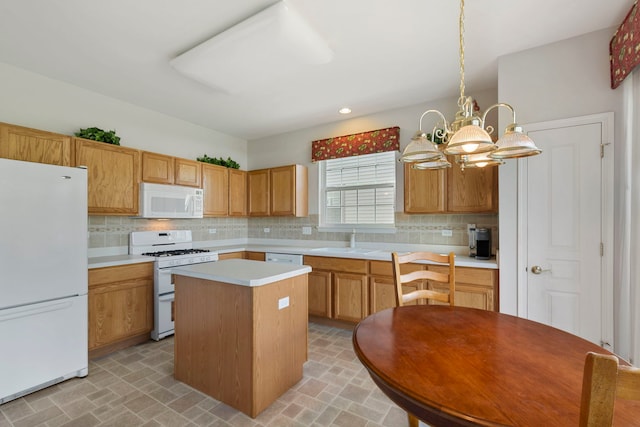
[0, 62, 248, 167]
[247, 89, 498, 214]
[498, 29, 630, 354]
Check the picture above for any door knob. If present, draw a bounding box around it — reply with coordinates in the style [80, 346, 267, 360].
[530, 265, 550, 274]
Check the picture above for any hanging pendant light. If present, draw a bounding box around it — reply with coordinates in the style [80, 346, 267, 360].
[399, 0, 541, 170]
[458, 152, 504, 169]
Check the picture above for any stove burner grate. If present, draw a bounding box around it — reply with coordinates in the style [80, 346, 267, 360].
[142, 248, 211, 257]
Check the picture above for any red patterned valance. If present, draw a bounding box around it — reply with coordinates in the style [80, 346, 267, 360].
[311, 126, 400, 162]
[610, 1, 640, 89]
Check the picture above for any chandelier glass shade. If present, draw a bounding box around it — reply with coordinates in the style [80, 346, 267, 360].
[399, 0, 541, 170]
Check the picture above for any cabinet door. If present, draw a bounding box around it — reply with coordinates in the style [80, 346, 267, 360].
[202, 163, 229, 216]
[228, 168, 247, 216]
[308, 270, 332, 318]
[142, 151, 174, 184]
[88, 263, 153, 353]
[447, 160, 498, 213]
[248, 169, 270, 216]
[428, 265, 497, 311]
[217, 251, 244, 260]
[270, 165, 308, 217]
[369, 275, 422, 313]
[333, 272, 368, 322]
[175, 158, 201, 187]
[404, 163, 446, 213]
[75, 138, 140, 215]
[0, 122, 72, 166]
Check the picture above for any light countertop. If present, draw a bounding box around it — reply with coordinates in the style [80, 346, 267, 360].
[88, 254, 154, 269]
[172, 259, 312, 287]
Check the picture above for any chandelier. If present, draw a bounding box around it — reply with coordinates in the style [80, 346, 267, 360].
[400, 0, 542, 170]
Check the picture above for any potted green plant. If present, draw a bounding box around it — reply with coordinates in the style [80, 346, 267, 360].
[75, 127, 121, 145]
[196, 154, 240, 169]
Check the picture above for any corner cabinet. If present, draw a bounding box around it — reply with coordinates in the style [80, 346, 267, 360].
[0, 122, 73, 166]
[228, 168, 248, 216]
[249, 165, 308, 217]
[404, 160, 498, 213]
[88, 262, 154, 359]
[75, 138, 140, 215]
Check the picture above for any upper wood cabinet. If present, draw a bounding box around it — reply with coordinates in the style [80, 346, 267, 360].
[175, 158, 201, 187]
[141, 151, 174, 184]
[202, 163, 229, 216]
[228, 168, 247, 216]
[0, 122, 72, 166]
[75, 137, 140, 215]
[404, 160, 498, 213]
[270, 165, 308, 217]
[249, 165, 308, 217]
[142, 152, 202, 187]
[248, 168, 270, 216]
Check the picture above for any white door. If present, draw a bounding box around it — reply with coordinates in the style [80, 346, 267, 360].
[518, 113, 614, 349]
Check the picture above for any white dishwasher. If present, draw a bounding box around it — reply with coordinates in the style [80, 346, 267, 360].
[265, 252, 304, 265]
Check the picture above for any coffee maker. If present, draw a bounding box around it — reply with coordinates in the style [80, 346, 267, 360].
[475, 228, 492, 260]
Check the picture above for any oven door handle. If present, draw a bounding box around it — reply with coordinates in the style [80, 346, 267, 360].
[158, 294, 174, 302]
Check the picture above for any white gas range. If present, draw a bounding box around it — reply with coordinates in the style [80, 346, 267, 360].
[129, 230, 218, 340]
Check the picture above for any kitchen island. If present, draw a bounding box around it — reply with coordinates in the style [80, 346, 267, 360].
[171, 259, 311, 418]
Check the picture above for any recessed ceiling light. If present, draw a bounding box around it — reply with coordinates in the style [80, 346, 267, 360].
[339, 107, 352, 114]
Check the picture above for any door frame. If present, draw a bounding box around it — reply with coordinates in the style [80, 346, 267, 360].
[516, 112, 614, 349]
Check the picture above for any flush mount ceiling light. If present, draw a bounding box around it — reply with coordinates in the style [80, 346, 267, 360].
[400, 0, 541, 170]
[170, 1, 333, 94]
[338, 107, 352, 115]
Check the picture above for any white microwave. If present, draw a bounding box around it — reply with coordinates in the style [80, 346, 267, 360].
[139, 183, 203, 219]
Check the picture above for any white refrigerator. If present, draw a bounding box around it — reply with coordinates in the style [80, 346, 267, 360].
[0, 158, 88, 404]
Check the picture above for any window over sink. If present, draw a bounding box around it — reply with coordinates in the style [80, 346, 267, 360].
[318, 151, 396, 231]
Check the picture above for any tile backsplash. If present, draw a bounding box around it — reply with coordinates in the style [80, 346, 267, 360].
[89, 213, 498, 251]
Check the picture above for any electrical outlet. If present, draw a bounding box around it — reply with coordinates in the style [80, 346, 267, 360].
[302, 226, 312, 235]
[442, 229, 453, 237]
[208, 228, 217, 234]
[278, 296, 290, 310]
[263, 227, 270, 233]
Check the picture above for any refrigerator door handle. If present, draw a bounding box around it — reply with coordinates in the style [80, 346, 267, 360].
[0, 299, 73, 322]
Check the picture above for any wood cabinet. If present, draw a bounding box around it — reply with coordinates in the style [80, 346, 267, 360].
[428, 265, 497, 311]
[249, 165, 308, 217]
[245, 251, 265, 261]
[218, 251, 244, 260]
[270, 165, 308, 217]
[228, 168, 247, 216]
[88, 262, 153, 359]
[0, 122, 72, 166]
[142, 152, 202, 187]
[75, 138, 140, 215]
[369, 260, 423, 313]
[304, 256, 368, 322]
[404, 160, 498, 213]
[248, 168, 270, 216]
[305, 256, 498, 322]
[174, 158, 201, 187]
[202, 163, 229, 216]
[141, 151, 174, 184]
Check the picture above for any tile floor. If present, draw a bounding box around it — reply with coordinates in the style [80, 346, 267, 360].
[0, 323, 410, 427]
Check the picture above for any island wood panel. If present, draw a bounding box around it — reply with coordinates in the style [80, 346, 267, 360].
[0, 122, 73, 166]
[174, 274, 308, 418]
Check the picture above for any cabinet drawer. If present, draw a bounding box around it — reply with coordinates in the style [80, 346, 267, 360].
[369, 260, 424, 277]
[304, 256, 367, 274]
[89, 262, 153, 287]
[429, 265, 495, 286]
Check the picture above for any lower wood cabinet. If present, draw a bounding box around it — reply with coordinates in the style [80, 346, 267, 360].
[88, 262, 153, 359]
[245, 251, 265, 261]
[305, 255, 498, 323]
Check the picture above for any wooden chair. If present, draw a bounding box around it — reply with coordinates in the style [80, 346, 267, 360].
[391, 251, 455, 427]
[580, 351, 640, 427]
[391, 251, 455, 307]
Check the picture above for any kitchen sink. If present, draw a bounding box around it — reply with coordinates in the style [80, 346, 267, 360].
[310, 247, 379, 255]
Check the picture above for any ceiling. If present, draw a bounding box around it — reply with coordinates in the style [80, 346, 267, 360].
[0, 0, 631, 140]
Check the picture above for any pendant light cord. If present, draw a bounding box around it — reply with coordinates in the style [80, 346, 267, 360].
[458, 0, 466, 105]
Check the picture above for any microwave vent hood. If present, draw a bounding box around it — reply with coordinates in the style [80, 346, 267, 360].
[137, 182, 204, 219]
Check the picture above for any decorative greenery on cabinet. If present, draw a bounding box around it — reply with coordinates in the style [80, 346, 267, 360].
[75, 127, 121, 145]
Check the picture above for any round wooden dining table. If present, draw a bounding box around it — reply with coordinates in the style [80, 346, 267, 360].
[352, 305, 639, 427]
